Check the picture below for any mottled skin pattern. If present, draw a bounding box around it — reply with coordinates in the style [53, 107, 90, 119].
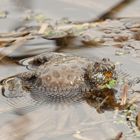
[1, 52, 117, 103]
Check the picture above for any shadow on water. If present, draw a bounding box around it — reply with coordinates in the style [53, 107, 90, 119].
[1, 78, 138, 140]
[0, 80, 123, 140]
[0, 77, 120, 112]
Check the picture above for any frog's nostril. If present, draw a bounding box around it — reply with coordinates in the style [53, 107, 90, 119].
[102, 58, 107, 62]
[94, 62, 100, 68]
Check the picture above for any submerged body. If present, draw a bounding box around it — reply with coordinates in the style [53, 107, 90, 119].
[0, 52, 117, 103]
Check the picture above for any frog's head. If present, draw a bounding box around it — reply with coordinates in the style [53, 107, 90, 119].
[90, 58, 117, 90]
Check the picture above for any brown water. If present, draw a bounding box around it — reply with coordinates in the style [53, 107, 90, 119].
[1, 37, 140, 140]
[0, 1, 140, 140]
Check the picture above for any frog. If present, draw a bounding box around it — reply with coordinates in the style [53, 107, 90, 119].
[0, 52, 117, 104]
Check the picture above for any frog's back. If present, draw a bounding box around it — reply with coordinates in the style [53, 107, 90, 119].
[30, 57, 93, 102]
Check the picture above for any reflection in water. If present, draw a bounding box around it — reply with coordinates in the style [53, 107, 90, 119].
[84, 88, 120, 113]
[9, 109, 31, 140]
[0, 63, 140, 138]
[1, 74, 140, 139]
[0, 77, 119, 112]
[0, 81, 121, 140]
[0, 52, 133, 139]
[0, 52, 140, 139]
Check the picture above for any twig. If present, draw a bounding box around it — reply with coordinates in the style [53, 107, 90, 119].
[120, 83, 129, 106]
[96, 96, 109, 112]
[86, 0, 135, 22]
[0, 35, 34, 61]
[0, 31, 30, 38]
[128, 94, 140, 105]
[111, 132, 123, 140]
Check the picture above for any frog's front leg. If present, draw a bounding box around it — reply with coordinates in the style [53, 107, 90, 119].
[0, 71, 37, 98]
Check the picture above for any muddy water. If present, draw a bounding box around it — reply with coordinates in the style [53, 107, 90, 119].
[0, 1, 140, 140]
[1, 40, 140, 140]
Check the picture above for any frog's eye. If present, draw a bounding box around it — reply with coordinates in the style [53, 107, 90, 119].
[94, 62, 100, 69]
[97, 73, 103, 78]
[103, 71, 113, 79]
[92, 72, 103, 80]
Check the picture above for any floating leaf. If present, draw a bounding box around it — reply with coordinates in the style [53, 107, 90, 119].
[44, 30, 67, 39]
[106, 79, 117, 89]
[57, 17, 72, 25]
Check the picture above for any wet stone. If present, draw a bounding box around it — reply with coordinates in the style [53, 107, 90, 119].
[130, 28, 140, 32]
[113, 35, 128, 42]
[113, 44, 124, 48]
[133, 31, 140, 41]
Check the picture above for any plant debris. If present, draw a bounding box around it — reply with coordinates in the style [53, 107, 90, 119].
[136, 112, 140, 130]
[0, 17, 140, 52]
[0, 10, 8, 18]
[111, 132, 124, 140]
